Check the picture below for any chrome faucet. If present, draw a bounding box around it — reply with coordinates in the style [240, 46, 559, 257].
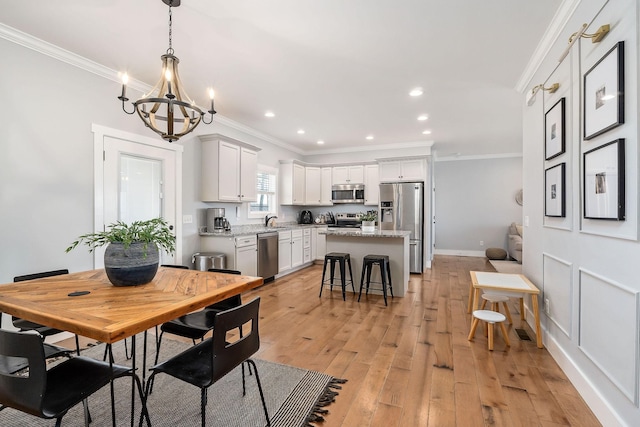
[265, 215, 278, 226]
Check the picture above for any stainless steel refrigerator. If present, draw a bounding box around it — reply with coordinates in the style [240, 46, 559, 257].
[379, 182, 424, 273]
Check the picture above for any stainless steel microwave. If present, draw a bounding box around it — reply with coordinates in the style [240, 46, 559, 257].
[331, 184, 364, 204]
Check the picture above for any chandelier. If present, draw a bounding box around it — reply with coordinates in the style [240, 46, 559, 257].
[118, 0, 215, 142]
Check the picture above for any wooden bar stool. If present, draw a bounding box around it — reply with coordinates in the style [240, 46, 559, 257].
[481, 293, 513, 324]
[319, 252, 355, 301]
[468, 310, 511, 351]
[358, 254, 393, 306]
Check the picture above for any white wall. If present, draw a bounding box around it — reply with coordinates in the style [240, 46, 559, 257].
[433, 156, 522, 255]
[522, 0, 640, 425]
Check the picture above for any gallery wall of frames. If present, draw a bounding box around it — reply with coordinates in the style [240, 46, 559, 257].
[542, 10, 637, 240]
[526, 0, 640, 424]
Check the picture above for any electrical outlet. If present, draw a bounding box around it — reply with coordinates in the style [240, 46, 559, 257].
[544, 298, 550, 315]
[182, 214, 193, 224]
[479, 240, 484, 246]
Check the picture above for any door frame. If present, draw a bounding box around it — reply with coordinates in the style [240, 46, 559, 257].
[92, 123, 184, 267]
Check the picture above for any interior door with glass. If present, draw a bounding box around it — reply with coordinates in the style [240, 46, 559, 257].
[99, 134, 179, 267]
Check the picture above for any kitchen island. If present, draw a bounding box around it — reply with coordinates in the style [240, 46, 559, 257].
[320, 228, 411, 297]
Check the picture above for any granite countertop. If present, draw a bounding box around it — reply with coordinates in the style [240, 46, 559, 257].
[320, 228, 411, 238]
[199, 222, 319, 237]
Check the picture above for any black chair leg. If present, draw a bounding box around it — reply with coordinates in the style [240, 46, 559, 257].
[386, 259, 394, 298]
[319, 258, 329, 297]
[201, 388, 207, 427]
[358, 262, 367, 302]
[339, 259, 346, 301]
[329, 259, 336, 292]
[380, 262, 388, 306]
[366, 263, 373, 295]
[247, 359, 271, 427]
[347, 258, 355, 293]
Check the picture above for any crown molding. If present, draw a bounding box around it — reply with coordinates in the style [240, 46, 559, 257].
[515, 0, 582, 93]
[304, 140, 433, 156]
[434, 152, 523, 162]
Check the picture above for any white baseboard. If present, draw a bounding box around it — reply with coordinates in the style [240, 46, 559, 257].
[434, 249, 486, 257]
[543, 331, 625, 427]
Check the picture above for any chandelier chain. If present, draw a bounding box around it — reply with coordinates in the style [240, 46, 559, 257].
[167, 2, 174, 55]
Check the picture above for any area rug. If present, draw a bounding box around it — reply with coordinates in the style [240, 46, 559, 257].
[489, 259, 522, 274]
[1, 337, 346, 427]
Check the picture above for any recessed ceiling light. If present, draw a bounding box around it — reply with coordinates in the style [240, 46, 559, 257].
[317, 140, 325, 145]
[264, 111, 275, 117]
[417, 114, 429, 121]
[409, 88, 423, 97]
[422, 130, 432, 135]
[297, 129, 305, 134]
[366, 135, 374, 140]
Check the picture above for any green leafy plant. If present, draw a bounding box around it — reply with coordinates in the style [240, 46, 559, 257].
[66, 218, 176, 255]
[360, 211, 378, 222]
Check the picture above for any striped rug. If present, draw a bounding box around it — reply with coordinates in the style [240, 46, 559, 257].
[1, 337, 346, 427]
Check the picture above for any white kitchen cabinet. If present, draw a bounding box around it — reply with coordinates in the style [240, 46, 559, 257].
[278, 230, 292, 272]
[364, 164, 379, 205]
[315, 225, 327, 260]
[320, 167, 333, 205]
[235, 235, 257, 276]
[332, 165, 364, 184]
[201, 137, 259, 202]
[303, 228, 311, 263]
[199, 234, 257, 274]
[291, 229, 303, 268]
[378, 159, 425, 182]
[279, 161, 306, 205]
[239, 147, 257, 202]
[304, 166, 321, 205]
[278, 229, 304, 272]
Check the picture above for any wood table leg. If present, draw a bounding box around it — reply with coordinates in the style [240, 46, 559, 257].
[519, 298, 525, 321]
[474, 288, 481, 311]
[531, 294, 543, 348]
[467, 282, 475, 313]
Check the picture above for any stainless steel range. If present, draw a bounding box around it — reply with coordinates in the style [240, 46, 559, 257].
[328, 212, 363, 228]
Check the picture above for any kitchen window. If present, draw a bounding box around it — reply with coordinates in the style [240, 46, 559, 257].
[248, 165, 277, 218]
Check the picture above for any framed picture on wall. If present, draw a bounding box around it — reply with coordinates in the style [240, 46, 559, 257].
[545, 163, 566, 217]
[545, 98, 565, 160]
[583, 139, 625, 220]
[583, 41, 624, 140]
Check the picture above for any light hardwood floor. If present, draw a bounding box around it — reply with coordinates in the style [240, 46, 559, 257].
[244, 255, 601, 427]
[64, 255, 601, 426]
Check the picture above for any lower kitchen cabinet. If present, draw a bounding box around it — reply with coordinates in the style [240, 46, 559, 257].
[291, 229, 303, 269]
[278, 230, 292, 273]
[235, 236, 257, 276]
[303, 228, 311, 263]
[199, 235, 257, 276]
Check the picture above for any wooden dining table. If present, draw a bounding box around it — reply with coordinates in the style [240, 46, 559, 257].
[469, 271, 543, 349]
[0, 267, 264, 426]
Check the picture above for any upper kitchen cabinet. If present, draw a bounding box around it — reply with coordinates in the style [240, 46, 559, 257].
[320, 167, 332, 205]
[332, 165, 364, 184]
[364, 164, 379, 205]
[304, 166, 321, 205]
[378, 158, 426, 182]
[280, 160, 306, 205]
[201, 135, 259, 202]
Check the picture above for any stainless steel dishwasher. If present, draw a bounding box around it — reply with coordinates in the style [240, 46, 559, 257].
[257, 231, 279, 282]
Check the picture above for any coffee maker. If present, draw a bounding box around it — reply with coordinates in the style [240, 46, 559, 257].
[206, 208, 229, 233]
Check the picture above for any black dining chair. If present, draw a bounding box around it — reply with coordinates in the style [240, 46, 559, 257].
[12, 269, 70, 338]
[11, 269, 80, 358]
[153, 268, 243, 364]
[0, 329, 149, 427]
[144, 297, 269, 427]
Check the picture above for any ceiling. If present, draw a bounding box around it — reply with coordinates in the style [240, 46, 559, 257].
[0, 0, 562, 156]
